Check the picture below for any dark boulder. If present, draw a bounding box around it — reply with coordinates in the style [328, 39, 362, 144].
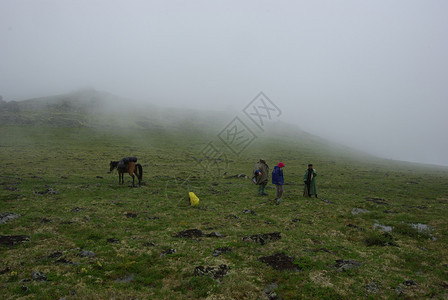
[259, 253, 300, 271]
[0, 235, 30, 246]
[243, 232, 281, 245]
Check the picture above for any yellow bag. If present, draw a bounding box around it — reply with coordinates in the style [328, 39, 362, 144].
[189, 192, 199, 206]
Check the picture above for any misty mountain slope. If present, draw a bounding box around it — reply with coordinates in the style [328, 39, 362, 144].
[0, 89, 315, 149]
[0, 89, 152, 128]
[0, 89, 234, 132]
[2, 89, 444, 170]
[1, 92, 448, 299]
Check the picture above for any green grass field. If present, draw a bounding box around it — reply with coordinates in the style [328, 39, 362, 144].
[1, 102, 448, 299]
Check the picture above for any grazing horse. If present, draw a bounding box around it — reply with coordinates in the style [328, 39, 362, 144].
[109, 157, 143, 186]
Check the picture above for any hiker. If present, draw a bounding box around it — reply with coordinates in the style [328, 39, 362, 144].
[272, 162, 285, 200]
[303, 164, 317, 198]
[253, 159, 269, 196]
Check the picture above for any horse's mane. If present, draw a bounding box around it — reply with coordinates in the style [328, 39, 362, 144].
[110, 161, 119, 171]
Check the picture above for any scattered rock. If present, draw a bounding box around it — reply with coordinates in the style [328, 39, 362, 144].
[365, 197, 389, 205]
[242, 209, 257, 215]
[209, 188, 223, 195]
[79, 250, 95, 258]
[174, 229, 224, 239]
[373, 223, 393, 232]
[41, 218, 53, 223]
[306, 247, 333, 254]
[34, 188, 58, 195]
[243, 232, 281, 245]
[320, 198, 335, 204]
[0, 212, 20, 224]
[366, 281, 380, 294]
[333, 259, 362, 272]
[225, 174, 248, 179]
[351, 208, 370, 215]
[264, 282, 280, 300]
[291, 218, 300, 223]
[143, 242, 155, 247]
[48, 251, 63, 259]
[205, 232, 225, 238]
[55, 258, 74, 265]
[0, 267, 11, 274]
[161, 249, 177, 256]
[275, 198, 283, 205]
[406, 223, 436, 240]
[347, 224, 365, 231]
[0, 235, 30, 246]
[194, 264, 231, 279]
[96, 176, 103, 179]
[410, 223, 430, 233]
[60, 220, 74, 225]
[259, 253, 300, 271]
[3, 186, 18, 191]
[71, 207, 83, 213]
[31, 271, 47, 281]
[227, 214, 240, 219]
[148, 216, 160, 220]
[107, 238, 120, 244]
[403, 280, 417, 286]
[213, 247, 232, 257]
[21, 285, 29, 292]
[115, 274, 135, 283]
[125, 212, 137, 218]
[405, 205, 427, 210]
[174, 229, 204, 238]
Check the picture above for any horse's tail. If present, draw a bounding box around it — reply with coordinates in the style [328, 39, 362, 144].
[136, 163, 143, 182]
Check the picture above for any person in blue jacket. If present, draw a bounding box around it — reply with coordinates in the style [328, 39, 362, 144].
[272, 162, 285, 200]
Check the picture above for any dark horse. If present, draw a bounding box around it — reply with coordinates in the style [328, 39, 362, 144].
[109, 157, 143, 186]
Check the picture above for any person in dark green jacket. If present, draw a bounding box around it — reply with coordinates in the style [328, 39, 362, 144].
[303, 164, 317, 198]
[253, 159, 269, 196]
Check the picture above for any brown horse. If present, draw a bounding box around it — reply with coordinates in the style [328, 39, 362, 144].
[110, 158, 143, 186]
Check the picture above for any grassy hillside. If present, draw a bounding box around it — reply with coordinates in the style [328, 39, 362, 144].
[1, 93, 448, 299]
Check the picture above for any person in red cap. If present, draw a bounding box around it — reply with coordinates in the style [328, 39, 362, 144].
[272, 162, 285, 202]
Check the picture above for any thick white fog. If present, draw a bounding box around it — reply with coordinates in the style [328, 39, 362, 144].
[1, 0, 447, 166]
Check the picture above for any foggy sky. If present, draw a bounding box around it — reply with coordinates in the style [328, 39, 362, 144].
[1, 0, 448, 166]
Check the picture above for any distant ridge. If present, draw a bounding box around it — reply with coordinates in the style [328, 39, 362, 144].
[12, 88, 129, 113]
[0, 89, 229, 130]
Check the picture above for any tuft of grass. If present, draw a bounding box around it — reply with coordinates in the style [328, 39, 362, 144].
[393, 222, 432, 240]
[364, 231, 397, 247]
